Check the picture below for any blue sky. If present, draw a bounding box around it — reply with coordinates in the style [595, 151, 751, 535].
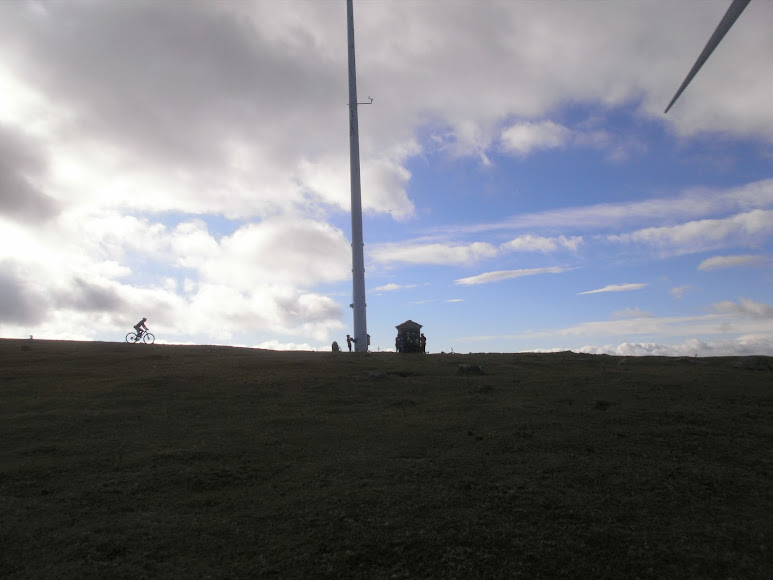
[0, 0, 771, 355]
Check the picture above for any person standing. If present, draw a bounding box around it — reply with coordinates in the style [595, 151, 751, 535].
[346, 334, 354, 352]
[420, 333, 426, 353]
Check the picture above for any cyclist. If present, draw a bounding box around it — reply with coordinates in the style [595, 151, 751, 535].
[133, 317, 149, 341]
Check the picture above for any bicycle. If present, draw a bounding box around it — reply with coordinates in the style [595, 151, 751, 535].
[125, 328, 155, 344]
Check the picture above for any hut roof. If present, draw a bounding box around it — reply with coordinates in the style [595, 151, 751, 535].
[396, 320, 422, 330]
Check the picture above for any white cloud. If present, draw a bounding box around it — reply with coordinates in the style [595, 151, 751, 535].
[498, 120, 645, 161]
[460, 311, 773, 346]
[297, 141, 419, 219]
[358, 0, 773, 147]
[370, 234, 582, 269]
[2, 1, 773, 350]
[198, 218, 350, 288]
[455, 266, 569, 286]
[612, 307, 654, 319]
[500, 121, 571, 155]
[255, 339, 323, 352]
[501, 234, 582, 253]
[372, 283, 417, 292]
[454, 179, 773, 236]
[698, 254, 765, 270]
[713, 298, 773, 319]
[0, 211, 349, 342]
[579, 283, 648, 295]
[570, 337, 773, 357]
[669, 285, 691, 299]
[371, 241, 498, 266]
[608, 210, 773, 256]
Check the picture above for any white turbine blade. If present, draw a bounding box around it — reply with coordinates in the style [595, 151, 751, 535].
[664, 0, 752, 113]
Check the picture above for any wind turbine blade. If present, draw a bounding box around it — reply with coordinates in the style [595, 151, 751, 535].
[664, 0, 752, 113]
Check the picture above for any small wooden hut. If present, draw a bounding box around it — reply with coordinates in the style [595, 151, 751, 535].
[395, 320, 422, 353]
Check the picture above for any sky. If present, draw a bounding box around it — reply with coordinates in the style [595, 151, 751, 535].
[1, 0, 772, 356]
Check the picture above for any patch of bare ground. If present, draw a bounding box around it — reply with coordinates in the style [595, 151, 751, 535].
[1, 340, 771, 578]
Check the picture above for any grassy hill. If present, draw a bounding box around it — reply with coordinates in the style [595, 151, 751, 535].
[1, 339, 771, 578]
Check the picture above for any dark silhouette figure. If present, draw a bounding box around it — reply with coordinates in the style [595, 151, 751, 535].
[420, 333, 426, 353]
[346, 334, 354, 352]
[134, 318, 148, 340]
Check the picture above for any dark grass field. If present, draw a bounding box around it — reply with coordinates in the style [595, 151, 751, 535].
[1, 339, 771, 579]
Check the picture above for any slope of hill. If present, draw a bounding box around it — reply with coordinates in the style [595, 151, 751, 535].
[2, 339, 771, 578]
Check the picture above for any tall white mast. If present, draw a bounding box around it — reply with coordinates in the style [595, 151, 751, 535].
[347, 0, 367, 352]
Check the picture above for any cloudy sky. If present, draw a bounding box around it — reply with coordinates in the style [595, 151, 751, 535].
[1, 0, 772, 356]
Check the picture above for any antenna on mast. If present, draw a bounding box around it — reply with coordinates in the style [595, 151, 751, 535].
[347, 0, 368, 352]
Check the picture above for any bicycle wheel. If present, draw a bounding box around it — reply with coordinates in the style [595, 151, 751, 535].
[125, 332, 138, 343]
[143, 332, 155, 344]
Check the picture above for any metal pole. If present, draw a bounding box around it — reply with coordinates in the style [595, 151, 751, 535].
[347, 0, 368, 352]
